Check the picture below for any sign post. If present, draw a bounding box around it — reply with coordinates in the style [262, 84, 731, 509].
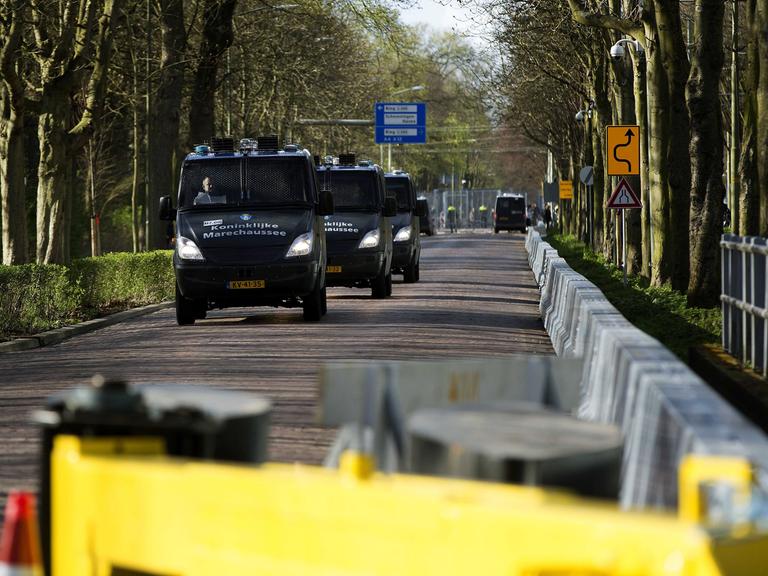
[606, 177, 642, 285]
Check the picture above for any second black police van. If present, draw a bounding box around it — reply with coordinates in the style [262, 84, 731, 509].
[317, 155, 395, 298]
[385, 170, 426, 283]
[494, 193, 527, 233]
[159, 136, 334, 325]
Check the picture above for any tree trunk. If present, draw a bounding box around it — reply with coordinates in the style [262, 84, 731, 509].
[739, 0, 760, 235]
[0, 2, 28, 264]
[632, 52, 651, 278]
[654, 0, 691, 290]
[0, 87, 27, 264]
[34, 0, 122, 263]
[147, 0, 187, 250]
[757, 0, 768, 235]
[686, 0, 725, 306]
[187, 0, 238, 147]
[36, 95, 73, 264]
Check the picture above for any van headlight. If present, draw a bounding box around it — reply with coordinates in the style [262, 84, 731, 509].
[358, 229, 380, 249]
[177, 236, 205, 261]
[286, 232, 313, 257]
[394, 226, 411, 242]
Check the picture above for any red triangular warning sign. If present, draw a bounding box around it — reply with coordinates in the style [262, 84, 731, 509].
[607, 177, 642, 209]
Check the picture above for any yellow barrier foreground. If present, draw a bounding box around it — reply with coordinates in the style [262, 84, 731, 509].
[52, 436, 768, 575]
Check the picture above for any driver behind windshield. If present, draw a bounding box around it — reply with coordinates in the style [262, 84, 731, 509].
[194, 176, 226, 205]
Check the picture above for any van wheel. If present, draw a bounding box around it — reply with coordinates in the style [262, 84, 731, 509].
[303, 282, 323, 321]
[372, 267, 388, 299]
[404, 259, 418, 283]
[321, 286, 328, 315]
[385, 271, 392, 296]
[176, 285, 196, 326]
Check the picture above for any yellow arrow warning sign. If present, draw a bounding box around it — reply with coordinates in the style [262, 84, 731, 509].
[606, 125, 640, 176]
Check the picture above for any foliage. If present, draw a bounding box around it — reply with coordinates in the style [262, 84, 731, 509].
[547, 235, 720, 359]
[0, 251, 173, 340]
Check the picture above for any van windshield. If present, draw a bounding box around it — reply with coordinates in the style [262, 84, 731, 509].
[320, 171, 379, 211]
[179, 157, 310, 209]
[385, 179, 412, 212]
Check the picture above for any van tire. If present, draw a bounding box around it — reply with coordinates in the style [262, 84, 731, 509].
[176, 285, 196, 326]
[372, 267, 388, 299]
[303, 282, 323, 321]
[321, 286, 328, 315]
[404, 259, 418, 283]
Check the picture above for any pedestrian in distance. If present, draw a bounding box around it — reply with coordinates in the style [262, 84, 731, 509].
[447, 205, 457, 233]
[544, 204, 552, 230]
[479, 204, 488, 228]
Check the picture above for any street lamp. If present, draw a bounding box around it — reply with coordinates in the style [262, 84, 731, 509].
[383, 85, 425, 171]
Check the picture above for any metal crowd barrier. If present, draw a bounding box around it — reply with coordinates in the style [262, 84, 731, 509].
[721, 233, 768, 376]
[526, 229, 768, 509]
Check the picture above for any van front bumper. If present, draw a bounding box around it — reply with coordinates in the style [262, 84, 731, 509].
[175, 259, 320, 303]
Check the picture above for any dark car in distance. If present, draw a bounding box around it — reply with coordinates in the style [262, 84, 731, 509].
[494, 193, 527, 234]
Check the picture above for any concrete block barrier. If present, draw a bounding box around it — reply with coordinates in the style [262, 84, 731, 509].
[525, 232, 768, 509]
[621, 370, 768, 509]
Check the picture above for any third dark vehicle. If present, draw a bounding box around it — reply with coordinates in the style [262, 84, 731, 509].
[317, 155, 396, 298]
[385, 170, 426, 283]
[417, 197, 435, 236]
[494, 193, 527, 234]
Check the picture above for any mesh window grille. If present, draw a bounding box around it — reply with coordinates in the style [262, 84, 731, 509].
[321, 171, 377, 210]
[245, 158, 307, 203]
[180, 157, 310, 208]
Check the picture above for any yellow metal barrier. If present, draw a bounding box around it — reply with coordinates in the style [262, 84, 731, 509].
[52, 435, 768, 575]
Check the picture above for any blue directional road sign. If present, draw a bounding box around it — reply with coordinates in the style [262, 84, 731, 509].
[374, 102, 427, 144]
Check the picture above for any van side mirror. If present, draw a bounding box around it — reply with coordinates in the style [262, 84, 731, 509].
[383, 197, 397, 217]
[159, 196, 175, 221]
[318, 189, 334, 216]
[415, 202, 428, 218]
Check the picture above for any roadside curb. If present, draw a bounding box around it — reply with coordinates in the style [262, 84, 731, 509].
[0, 301, 174, 353]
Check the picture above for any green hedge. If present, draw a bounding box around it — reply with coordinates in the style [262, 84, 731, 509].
[0, 251, 174, 340]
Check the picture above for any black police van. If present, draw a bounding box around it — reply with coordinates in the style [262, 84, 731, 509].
[494, 193, 527, 233]
[317, 155, 395, 298]
[385, 170, 426, 283]
[417, 197, 435, 236]
[159, 136, 334, 325]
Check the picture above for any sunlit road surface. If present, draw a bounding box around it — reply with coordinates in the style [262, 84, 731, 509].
[0, 229, 552, 504]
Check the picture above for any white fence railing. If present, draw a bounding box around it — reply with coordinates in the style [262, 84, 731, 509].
[721, 233, 768, 377]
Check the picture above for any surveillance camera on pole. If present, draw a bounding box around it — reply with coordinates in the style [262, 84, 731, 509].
[610, 44, 626, 60]
[610, 38, 644, 61]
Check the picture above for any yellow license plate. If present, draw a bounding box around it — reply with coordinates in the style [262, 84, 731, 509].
[228, 280, 265, 289]
[326, 266, 342, 273]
